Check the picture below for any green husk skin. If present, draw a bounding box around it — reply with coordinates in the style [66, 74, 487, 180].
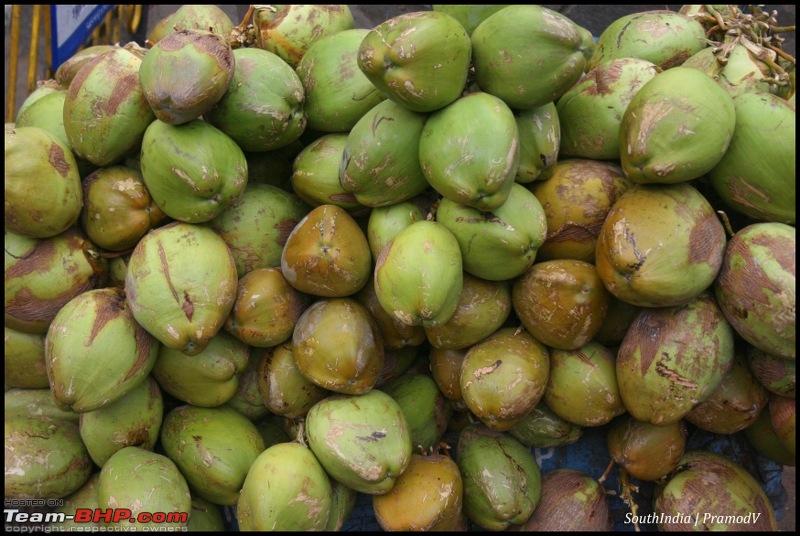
[98, 447, 191, 531]
[708, 91, 795, 224]
[587, 10, 707, 71]
[507, 402, 583, 449]
[436, 183, 547, 281]
[237, 442, 333, 530]
[654, 451, 777, 530]
[457, 424, 541, 530]
[45, 287, 158, 412]
[358, 11, 471, 113]
[374, 220, 463, 328]
[557, 58, 658, 160]
[339, 99, 428, 207]
[515, 102, 560, 183]
[4, 327, 49, 388]
[208, 183, 310, 278]
[5, 126, 82, 238]
[139, 29, 234, 125]
[433, 5, 509, 36]
[153, 330, 249, 407]
[472, 5, 594, 109]
[4, 388, 79, 423]
[15, 90, 70, 147]
[620, 67, 736, 185]
[5, 229, 107, 335]
[63, 48, 155, 166]
[167, 5, 234, 37]
[16, 80, 62, 119]
[50, 474, 101, 531]
[616, 292, 735, 425]
[206, 47, 306, 151]
[254, 5, 354, 68]
[297, 29, 385, 133]
[419, 92, 519, 212]
[366, 197, 429, 261]
[5, 416, 92, 500]
[125, 222, 238, 356]
[140, 119, 247, 224]
[305, 390, 412, 495]
[161, 405, 265, 506]
[187, 496, 226, 532]
[379, 374, 452, 452]
[78, 376, 163, 467]
[714, 223, 795, 360]
[744, 407, 796, 466]
[290, 133, 365, 213]
[545, 341, 625, 427]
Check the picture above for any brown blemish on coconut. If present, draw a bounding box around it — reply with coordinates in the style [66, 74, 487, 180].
[87, 289, 126, 346]
[719, 239, 783, 308]
[67, 54, 104, 100]
[750, 233, 796, 276]
[157, 241, 181, 304]
[48, 143, 71, 178]
[660, 51, 691, 70]
[7, 286, 85, 326]
[275, 219, 299, 247]
[125, 324, 155, 381]
[589, 60, 623, 96]
[104, 73, 139, 115]
[182, 291, 194, 321]
[688, 214, 725, 265]
[626, 310, 668, 376]
[655, 360, 698, 389]
[473, 360, 502, 380]
[548, 222, 602, 243]
[727, 177, 770, 212]
[5, 239, 56, 279]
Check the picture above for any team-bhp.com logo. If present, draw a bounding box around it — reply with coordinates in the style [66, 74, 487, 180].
[5, 505, 189, 532]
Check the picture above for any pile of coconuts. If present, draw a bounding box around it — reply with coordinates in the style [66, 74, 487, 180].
[4, 3, 795, 531]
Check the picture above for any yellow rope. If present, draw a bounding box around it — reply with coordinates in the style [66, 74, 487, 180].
[6, 5, 22, 122]
[27, 5, 41, 95]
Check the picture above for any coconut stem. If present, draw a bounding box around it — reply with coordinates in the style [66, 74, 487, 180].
[768, 43, 797, 64]
[705, 5, 728, 32]
[618, 467, 641, 532]
[295, 418, 307, 446]
[717, 210, 736, 238]
[230, 5, 255, 48]
[597, 457, 615, 486]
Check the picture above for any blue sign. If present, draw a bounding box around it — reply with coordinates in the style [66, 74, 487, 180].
[50, 5, 115, 70]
